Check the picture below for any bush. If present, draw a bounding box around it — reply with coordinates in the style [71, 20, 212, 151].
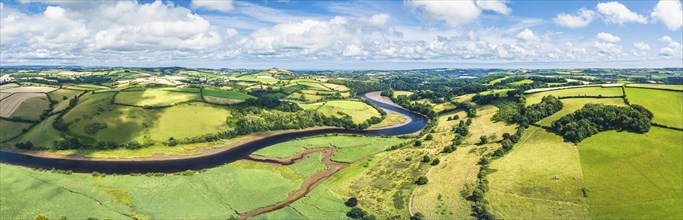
[425, 134, 433, 141]
[414, 140, 422, 147]
[431, 158, 440, 166]
[345, 197, 358, 207]
[410, 212, 425, 220]
[416, 176, 429, 185]
[421, 155, 431, 163]
[479, 135, 488, 144]
[346, 207, 367, 219]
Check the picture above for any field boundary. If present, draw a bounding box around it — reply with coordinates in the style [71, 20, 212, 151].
[625, 85, 683, 92]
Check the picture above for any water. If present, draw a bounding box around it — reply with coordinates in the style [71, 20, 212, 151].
[0, 92, 427, 173]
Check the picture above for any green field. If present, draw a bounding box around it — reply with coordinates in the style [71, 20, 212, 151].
[9, 115, 63, 148]
[537, 98, 627, 127]
[369, 113, 407, 128]
[525, 87, 623, 105]
[487, 126, 590, 219]
[626, 84, 683, 91]
[253, 136, 408, 163]
[508, 79, 534, 86]
[0, 119, 32, 142]
[115, 89, 201, 107]
[479, 89, 513, 96]
[10, 96, 50, 121]
[316, 100, 381, 124]
[625, 87, 683, 128]
[202, 88, 254, 100]
[47, 89, 83, 113]
[0, 154, 331, 219]
[578, 127, 683, 219]
[485, 76, 510, 85]
[392, 91, 414, 98]
[145, 102, 232, 141]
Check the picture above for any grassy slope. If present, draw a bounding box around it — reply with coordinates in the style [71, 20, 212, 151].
[146, 102, 232, 141]
[253, 136, 408, 163]
[626, 84, 683, 91]
[625, 87, 683, 128]
[0, 156, 329, 219]
[10, 96, 50, 121]
[317, 100, 381, 124]
[10, 115, 63, 148]
[392, 91, 414, 98]
[0, 119, 33, 142]
[47, 89, 82, 113]
[578, 127, 683, 219]
[369, 113, 407, 128]
[487, 126, 590, 219]
[509, 79, 534, 86]
[202, 88, 254, 100]
[537, 98, 627, 127]
[525, 87, 623, 106]
[115, 89, 201, 107]
[288, 152, 326, 177]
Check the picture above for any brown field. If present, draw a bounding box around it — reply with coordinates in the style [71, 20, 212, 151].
[0, 93, 47, 118]
[0, 93, 12, 101]
[1, 86, 57, 93]
[0, 83, 20, 90]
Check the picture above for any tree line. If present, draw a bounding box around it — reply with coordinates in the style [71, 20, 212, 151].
[551, 104, 652, 142]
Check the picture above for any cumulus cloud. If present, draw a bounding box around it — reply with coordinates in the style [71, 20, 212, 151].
[633, 42, 650, 50]
[516, 28, 540, 41]
[658, 35, 683, 57]
[191, 0, 234, 12]
[593, 41, 623, 57]
[596, 1, 647, 24]
[554, 8, 595, 28]
[408, 0, 510, 27]
[651, 0, 683, 31]
[596, 32, 621, 42]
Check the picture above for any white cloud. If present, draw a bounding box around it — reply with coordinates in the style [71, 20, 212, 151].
[191, 0, 234, 12]
[554, 8, 595, 28]
[593, 41, 623, 56]
[596, 1, 647, 24]
[658, 35, 682, 57]
[475, 0, 512, 15]
[633, 42, 650, 50]
[408, 0, 510, 27]
[596, 32, 621, 42]
[661, 35, 674, 43]
[651, 0, 683, 31]
[516, 28, 540, 41]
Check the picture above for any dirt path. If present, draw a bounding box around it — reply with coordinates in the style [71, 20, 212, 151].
[239, 147, 349, 219]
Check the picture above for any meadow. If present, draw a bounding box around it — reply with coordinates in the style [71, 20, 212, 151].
[0, 119, 32, 142]
[508, 79, 533, 86]
[115, 89, 201, 107]
[9, 95, 50, 121]
[525, 87, 623, 105]
[11, 115, 63, 148]
[316, 100, 381, 124]
[369, 113, 407, 128]
[536, 98, 627, 127]
[0, 154, 328, 219]
[578, 127, 683, 219]
[253, 135, 409, 163]
[625, 87, 683, 128]
[487, 126, 590, 219]
[202, 88, 254, 100]
[626, 84, 683, 91]
[47, 89, 82, 113]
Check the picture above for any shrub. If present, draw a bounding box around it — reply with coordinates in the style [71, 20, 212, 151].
[425, 134, 433, 141]
[414, 140, 422, 147]
[416, 176, 429, 185]
[421, 155, 431, 163]
[431, 158, 440, 166]
[345, 197, 358, 207]
[346, 207, 367, 219]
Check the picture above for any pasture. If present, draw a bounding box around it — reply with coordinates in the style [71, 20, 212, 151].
[487, 126, 590, 219]
[0, 93, 47, 119]
[508, 79, 533, 86]
[536, 98, 627, 127]
[7, 95, 50, 121]
[392, 91, 414, 98]
[485, 76, 510, 85]
[625, 87, 683, 128]
[0, 119, 32, 142]
[525, 87, 623, 106]
[479, 89, 513, 96]
[626, 84, 683, 91]
[114, 89, 201, 107]
[47, 89, 82, 113]
[369, 113, 408, 128]
[146, 102, 232, 141]
[9, 115, 63, 148]
[316, 100, 381, 124]
[202, 88, 254, 100]
[0, 156, 328, 219]
[252, 135, 408, 163]
[578, 127, 683, 219]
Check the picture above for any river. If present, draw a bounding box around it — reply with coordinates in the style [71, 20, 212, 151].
[0, 92, 427, 173]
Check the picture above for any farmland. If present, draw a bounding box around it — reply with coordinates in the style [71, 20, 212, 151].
[0, 119, 32, 142]
[115, 89, 201, 107]
[0, 93, 48, 119]
[315, 100, 381, 124]
[625, 87, 683, 128]
[525, 87, 623, 105]
[536, 98, 627, 127]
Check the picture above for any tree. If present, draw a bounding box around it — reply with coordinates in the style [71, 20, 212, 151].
[410, 212, 425, 220]
[431, 158, 440, 166]
[346, 207, 367, 219]
[126, 141, 142, 150]
[421, 155, 431, 163]
[467, 108, 477, 117]
[416, 176, 429, 185]
[425, 134, 433, 141]
[345, 197, 358, 207]
[414, 140, 422, 147]
[479, 135, 488, 144]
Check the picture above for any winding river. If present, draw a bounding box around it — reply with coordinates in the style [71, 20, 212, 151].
[0, 92, 427, 173]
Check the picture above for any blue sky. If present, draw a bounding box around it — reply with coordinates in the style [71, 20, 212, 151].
[0, 0, 681, 69]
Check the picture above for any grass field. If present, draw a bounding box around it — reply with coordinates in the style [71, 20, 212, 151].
[487, 126, 590, 219]
[10, 95, 50, 121]
[0, 119, 32, 142]
[525, 87, 623, 106]
[316, 100, 381, 124]
[626, 84, 683, 91]
[146, 102, 232, 141]
[202, 88, 254, 100]
[115, 89, 201, 107]
[47, 89, 82, 113]
[0, 155, 332, 219]
[9, 115, 63, 148]
[508, 79, 534, 86]
[0, 93, 46, 118]
[578, 127, 683, 219]
[537, 98, 627, 127]
[485, 76, 510, 85]
[625, 87, 683, 128]
[369, 113, 408, 128]
[253, 136, 408, 163]
[479, 89, 513, 96]
[392, 91, 414, 98]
